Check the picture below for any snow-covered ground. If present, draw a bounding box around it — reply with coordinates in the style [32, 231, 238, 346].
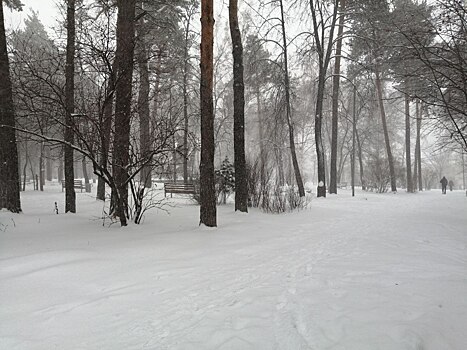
[1, 185, 466, 350]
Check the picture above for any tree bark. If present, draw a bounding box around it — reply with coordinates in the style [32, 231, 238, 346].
[0, 1, 21, 212]
[39, 143, 44, 191]
[96, 61, 116, 201]
[415, 99, 422, 191]
[356, 129, 365, 190]
[136, 14, 151, 188]
[256, 87, 266, 186]
[183, 8, 193, 184]
[374, 65, 397, 192]
[46, 146, 52, 181]
[229, 0, 248, 212]
[405, 90, 413, 192]
[199, 0, 216, 227]
[112, 0, 136, 226]
[315, 74, 327, 197]
[279, 0, 305, 198]
[330, 0, 346, 194]
[22, 149, 28, 192]
[58, 146, 64, 183]
[64, 0, 76, 213]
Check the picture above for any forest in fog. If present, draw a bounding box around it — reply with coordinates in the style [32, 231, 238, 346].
[0, 0, 466, 226]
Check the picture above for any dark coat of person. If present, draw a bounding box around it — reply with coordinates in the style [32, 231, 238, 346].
[440, 176, 448, 194]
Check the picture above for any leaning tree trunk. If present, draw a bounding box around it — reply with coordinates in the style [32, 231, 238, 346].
[374, 65, 397, 192]
[64, 0, 76, 213]
[330, 0, 346, 194]
[404, 89, 413, 193]
[112, 0, 136, 226]
[199, 0, 216, 227]
[229, 0, 248, 212]
[0, 1, 21, 212]
[279, 0, 305, 197]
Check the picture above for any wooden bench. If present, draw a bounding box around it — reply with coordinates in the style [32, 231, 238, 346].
[164, 182, 196, 197]
[61, 179, 84, 192]
[337, 182, 348, 189]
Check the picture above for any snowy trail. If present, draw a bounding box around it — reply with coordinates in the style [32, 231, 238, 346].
[1, 189, 466, 349]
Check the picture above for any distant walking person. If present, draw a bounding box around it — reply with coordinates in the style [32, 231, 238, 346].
[440, 176, 448, 194]
[448, 180, 454, 191]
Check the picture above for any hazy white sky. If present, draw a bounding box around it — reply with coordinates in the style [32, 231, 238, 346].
[4, 0, 60, 32]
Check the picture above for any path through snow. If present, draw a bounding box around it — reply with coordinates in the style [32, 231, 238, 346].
[1, 188, 466, 349]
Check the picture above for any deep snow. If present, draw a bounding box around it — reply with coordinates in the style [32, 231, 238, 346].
[1, 185, 466, 350]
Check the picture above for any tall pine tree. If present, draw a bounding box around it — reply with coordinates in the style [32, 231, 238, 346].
[0, 0, 22, 213]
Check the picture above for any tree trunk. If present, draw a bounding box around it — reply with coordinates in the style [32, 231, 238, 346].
[152, 51, 162, 125]
[183, 10, 193, 184]
[173, 134, 177, 182]
[0, 2, 21, 212]
[330, 0, 346, 194]
[82, 155, 89, 186]
[229, 0, 248, 212]
[256, 87, 266, 186]
[46, 146, 52, 181]
[39, 143, 44, 191]
[136, 16, 151, 188]
[279, 0, 305, 197]
[315, 74, 327, 197]
[356, 129, 365, 190]
[96, 61, 116, 201]
[405, 90, 413, 192]
[112, 0, 136, 226]
[22, 152, 27, 192]
[64, 0, 76, 213]
[414, 99, 422, 191]
[58, 146, 64, 183]
[273, 146, 283, 186]
[199, 0, 216, 227]
[374, 65, 397, 192]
